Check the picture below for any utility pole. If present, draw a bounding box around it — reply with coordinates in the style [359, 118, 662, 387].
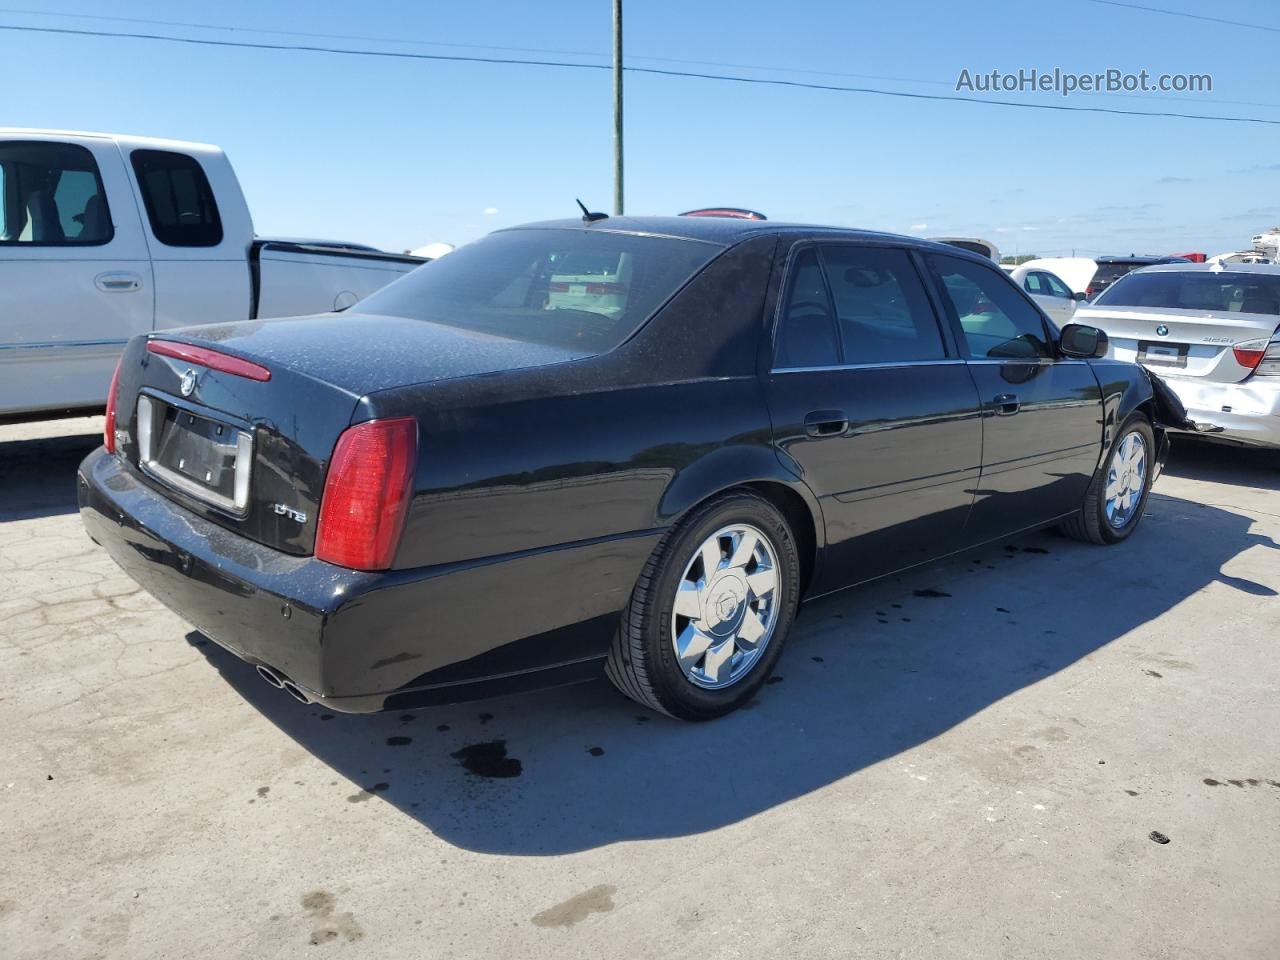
[612, 0, 624, 216]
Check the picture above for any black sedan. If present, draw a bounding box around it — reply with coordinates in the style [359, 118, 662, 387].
[78, 216, 1187, 720]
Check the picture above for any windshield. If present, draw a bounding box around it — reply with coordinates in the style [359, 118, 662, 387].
[1095, 270, 1280, 315]
[356, 228, 724, 352]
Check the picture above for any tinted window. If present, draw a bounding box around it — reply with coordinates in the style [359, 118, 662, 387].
[930, 254, 1052, 360]
[0, 141, 112, 246]
[355, 228, 722, 352]
[822, 246, 945, 362]
[775, 249, 839, 368]
[130, 150, 222, 247]
[1091, 262, 1140, 285]
[1096, 271, 1280, 316]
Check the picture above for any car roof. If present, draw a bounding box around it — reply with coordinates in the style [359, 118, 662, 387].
[501, 216, 985, 258]
[1132, 261, 1280, 276]
[1095, 254, 1188, 265]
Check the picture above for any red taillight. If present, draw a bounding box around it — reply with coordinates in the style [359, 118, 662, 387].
[146, 340, 271, 382]
[103, 357, 123, 454]
[315, 418, 417, 571]
[1233, 339, 1268, 370]
[1086, 285, 1099, 299]
[585, 282, 626, 295]
[549, 282, 571, 292]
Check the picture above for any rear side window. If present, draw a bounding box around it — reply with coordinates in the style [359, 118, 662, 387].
[775, 249, 840, 368]
[821, 246, 945, 363]
[130, 149, 222, 247]
[929, 254, 1052, 360]
[0, 141, 112, 246]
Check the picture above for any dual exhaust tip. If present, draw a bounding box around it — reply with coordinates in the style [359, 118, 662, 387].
[256, 664, 311, 704]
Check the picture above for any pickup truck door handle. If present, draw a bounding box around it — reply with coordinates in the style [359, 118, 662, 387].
[95, 271, 143, 293]
[993, 393, 1021, 416]
[804, 410, 849, 438]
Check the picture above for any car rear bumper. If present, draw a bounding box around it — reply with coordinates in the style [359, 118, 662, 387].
[78, 448, 658, 712]
[1158, 375, 1280, 448]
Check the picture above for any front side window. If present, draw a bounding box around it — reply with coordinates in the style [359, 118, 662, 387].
[355, 227, 722, 353]
[929, 254, 1052, 360]
[130, 149, 222, 247]
[1043, 272, 1073, 299]
[1023, 272, 1046, 295]
[0, 141, 112, 246]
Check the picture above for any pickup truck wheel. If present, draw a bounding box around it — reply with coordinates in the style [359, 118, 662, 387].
[605, 491, 800, 720]
[1060, 415, 1155, 545]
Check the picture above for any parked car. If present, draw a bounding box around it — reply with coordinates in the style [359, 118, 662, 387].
[1002, 263, 1085, 327]
[931, 236, 1001, 262]
[1086, 255, 1190, 300]
[1076, 262, 1280, 447]
[0, 129, 425, 422]
[1015, 257, 1099, 298]
[78, 217, 1188, 720]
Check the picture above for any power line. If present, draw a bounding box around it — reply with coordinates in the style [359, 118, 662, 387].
[1083, 0, 1280, 34]
[2, 21, 1278, 127]
[5, 6, 1278, 111]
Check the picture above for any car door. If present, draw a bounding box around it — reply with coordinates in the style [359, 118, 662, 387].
[1039, 270, 1079, 327]
[0, 136, 154, 416]
[765, 242, 983, 593]
[925, 253, 1104, 542]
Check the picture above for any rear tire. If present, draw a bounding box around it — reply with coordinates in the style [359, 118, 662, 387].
[1060, 415, 1156, 545]
[605, 490, 800, 720]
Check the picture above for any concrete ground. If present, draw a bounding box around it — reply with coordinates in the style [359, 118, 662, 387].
[2, 415, 1278, 960]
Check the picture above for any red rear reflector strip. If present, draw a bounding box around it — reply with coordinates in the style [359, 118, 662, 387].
[147, 340, 271, 382]
[103, 357, 122, 454]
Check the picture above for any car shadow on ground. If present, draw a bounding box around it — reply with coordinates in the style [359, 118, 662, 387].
[0, 428, 102, 520]
[1163, 437, 1280, 491]
[189, 489, 1277, 857]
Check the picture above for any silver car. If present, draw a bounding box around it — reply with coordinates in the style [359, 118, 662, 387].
[1075, 263, 1280, 447]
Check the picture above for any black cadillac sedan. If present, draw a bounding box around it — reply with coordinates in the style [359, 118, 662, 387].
[78, 216, 1187, 720]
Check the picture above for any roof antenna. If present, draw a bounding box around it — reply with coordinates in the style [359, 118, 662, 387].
[576, 198, 608, 223]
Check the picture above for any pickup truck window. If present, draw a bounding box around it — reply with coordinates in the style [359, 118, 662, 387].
[355, 228, 723, 353]
[130, 149, 223, 247]
[0, 141, 113, 246]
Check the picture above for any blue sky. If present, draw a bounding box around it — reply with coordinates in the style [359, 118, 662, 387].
[5, 0, 1277, 257]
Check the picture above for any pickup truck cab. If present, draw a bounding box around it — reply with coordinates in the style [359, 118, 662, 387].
[0, 129, 424, 421]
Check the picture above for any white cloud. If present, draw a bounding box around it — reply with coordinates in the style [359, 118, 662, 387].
[483, 207, 499, 216]
[908, 222, 928, 231]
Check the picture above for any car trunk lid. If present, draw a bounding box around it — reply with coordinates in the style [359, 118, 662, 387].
[112, 315, 591, 557]
[1078, 305, 1279, 383]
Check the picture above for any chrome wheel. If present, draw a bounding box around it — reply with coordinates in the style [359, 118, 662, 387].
[1105, 430, 1148, 529]
[669, 524, 780, 690]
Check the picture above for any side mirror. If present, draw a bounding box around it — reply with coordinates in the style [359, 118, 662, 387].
[1073, 291, 1087, 302]
[1059, 323, 1109, 359]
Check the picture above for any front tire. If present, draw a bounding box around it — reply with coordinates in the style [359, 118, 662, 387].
[1061, 415, 1156, 545]
[606, 491, 800, 720]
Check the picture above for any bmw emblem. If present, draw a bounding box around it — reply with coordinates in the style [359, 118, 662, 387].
[1155, 325, 1169, 337]
[180, 368, 198, 397]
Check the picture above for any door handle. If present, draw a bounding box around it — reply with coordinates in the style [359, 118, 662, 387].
[804, 410, 849, 438]
[95, 271, 143, 292]
[993, 394, 1021, 416]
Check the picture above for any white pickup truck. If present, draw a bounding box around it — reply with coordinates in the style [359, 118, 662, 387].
[0, 129, 425, 421]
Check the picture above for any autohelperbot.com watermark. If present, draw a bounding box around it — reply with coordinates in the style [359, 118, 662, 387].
[956, 67, 1212, 97]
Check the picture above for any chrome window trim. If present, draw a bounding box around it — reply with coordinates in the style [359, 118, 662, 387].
[771, 358, 967, 374]
[135, 394, 254, 516]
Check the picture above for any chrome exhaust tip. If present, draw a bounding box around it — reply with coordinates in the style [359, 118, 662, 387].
[281, 680, 311, 704]
[256, 664, 285, 689]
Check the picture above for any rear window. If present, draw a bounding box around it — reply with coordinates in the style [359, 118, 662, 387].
[1095, 271, 1280, 315]
[1092, 262, 1141, 285]
[355, 228, 724, 352]
[130, 149, 223, 247]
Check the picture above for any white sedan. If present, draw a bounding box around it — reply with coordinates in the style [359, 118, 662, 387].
[1003, 264, 1084, 327]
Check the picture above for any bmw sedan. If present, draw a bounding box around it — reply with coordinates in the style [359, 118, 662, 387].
[78, 217, 1188, 720]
